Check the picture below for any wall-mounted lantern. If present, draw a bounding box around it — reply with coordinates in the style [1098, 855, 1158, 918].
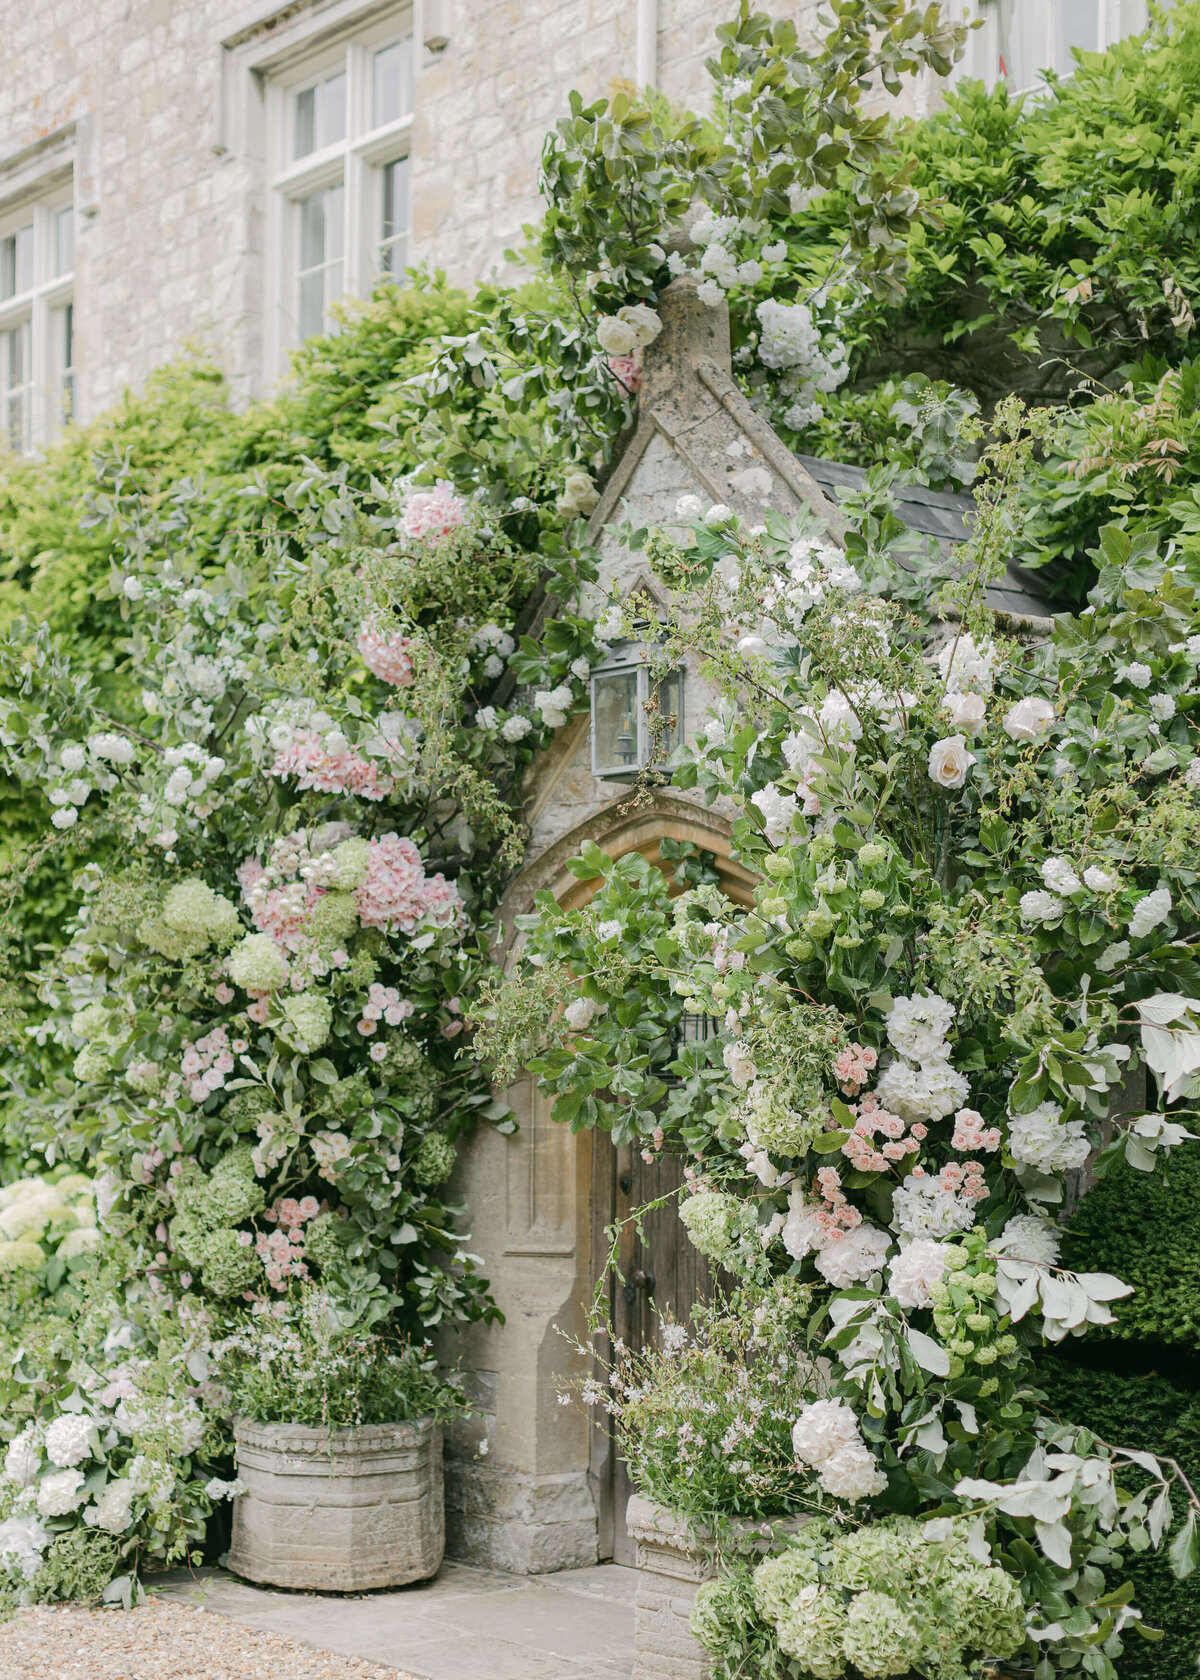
[590, 643, 683, 780]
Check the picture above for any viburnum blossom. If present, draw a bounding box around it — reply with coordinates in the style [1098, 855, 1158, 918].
[357, 621, 415, 688]
[397, 481, 467, 542]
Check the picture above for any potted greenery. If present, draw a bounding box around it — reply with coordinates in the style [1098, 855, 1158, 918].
[215, 1287, 462, 1592]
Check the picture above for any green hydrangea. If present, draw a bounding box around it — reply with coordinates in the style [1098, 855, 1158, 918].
[71, 1002, 117, 1042]
[304, 1211, 346, 1270]
[57, 1227, 102, 1260]
[828, 1515, 922, 1595]
[0, 1240, 46, 1272]
[161, 881, 240, 944]
[227, 933, 289, 992]
[840, 1591, 923, 1678]
[386, 1038, 425, 1077]
[678, 1192, 741, 1261]
[72, 1045, 112, 1083]
[689, 1575, 751, 1651]
[752, 1545, 822, 1624]
[412, 1133, 456, 1188]
[745, 1088, 822, 1157]
[329, 838, 372, 890]
[276, 994, 333, 1055]
[197, 1228, 259, 1297]
[309, 891, 360, 945]
[203, 1148, 265, 1226]
[776, 1583, 847, 1678]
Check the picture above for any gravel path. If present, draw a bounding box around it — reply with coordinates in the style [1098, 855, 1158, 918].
[0, 1599, 419, 1680]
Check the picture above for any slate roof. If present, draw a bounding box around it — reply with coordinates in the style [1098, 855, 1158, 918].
[796, 454, 1054, 624]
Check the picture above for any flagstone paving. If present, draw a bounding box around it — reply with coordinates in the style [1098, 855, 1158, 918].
[153, 1559, 638, 1680]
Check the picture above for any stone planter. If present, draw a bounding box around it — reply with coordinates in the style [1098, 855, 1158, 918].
[627, 1495, 806, 1680]
[227, 1416, 444, 1592]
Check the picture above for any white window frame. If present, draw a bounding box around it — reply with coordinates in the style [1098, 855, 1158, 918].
[262, 8, 414, 373]
[0, 186, 74, 455]
[952, 0, 1149, 94]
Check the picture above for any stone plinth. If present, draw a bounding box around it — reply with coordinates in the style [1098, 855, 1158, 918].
[227, 1417, 443, 1592]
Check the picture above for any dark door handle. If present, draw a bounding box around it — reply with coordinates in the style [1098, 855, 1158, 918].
[622, 1267, 656, 1307]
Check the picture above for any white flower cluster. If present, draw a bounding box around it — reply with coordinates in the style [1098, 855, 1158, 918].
[595, 303, 662, 357]
[876, 993, 969, 1124]
[1007, 1101, 1090, 1174]
[891, 1172, 976, 1239]
[46, 730, 141, 830]
[887, 1237, 949, 1309]
[469, 622, 516, 680]
[791, 1399, 887, 1501]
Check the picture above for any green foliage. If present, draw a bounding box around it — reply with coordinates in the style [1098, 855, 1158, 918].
[1061, 1153, 1200, 1348]
[1037, 1353, 1200, 1680]
[213, 1287, 464, 1429]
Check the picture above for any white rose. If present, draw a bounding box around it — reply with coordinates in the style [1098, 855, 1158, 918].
[616, 303, 662, 348]
[595, 315, 638, 356]
[927, 735, 973, 790]
[943, 691, 987, 735]
[1003, 696, 1055, 742]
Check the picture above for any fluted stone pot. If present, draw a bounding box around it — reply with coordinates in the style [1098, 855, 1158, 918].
[227, 1416, 444, 1591]
[628, 1496, 808, 1680]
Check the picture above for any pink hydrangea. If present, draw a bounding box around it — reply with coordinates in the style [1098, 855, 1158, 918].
[398, 482, 467, 543]
[270, 733, 395, 801]
[355, 834, 465, 936]
[358, 621, 415, 688]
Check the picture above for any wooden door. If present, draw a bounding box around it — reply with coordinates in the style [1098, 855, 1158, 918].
[588, 1131, 718, 1565]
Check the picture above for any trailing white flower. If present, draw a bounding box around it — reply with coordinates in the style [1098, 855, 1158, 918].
[990, 1213, 1061, 1267]
[751, 783, 800, 845]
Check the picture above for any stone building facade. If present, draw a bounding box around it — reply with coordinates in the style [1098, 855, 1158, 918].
[0, 0, 1150, 451]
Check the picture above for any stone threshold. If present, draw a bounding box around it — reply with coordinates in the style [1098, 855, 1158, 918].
[151, 1559, 637, 1680]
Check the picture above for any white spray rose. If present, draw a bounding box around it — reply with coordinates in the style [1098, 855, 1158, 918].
[927, 735, 973, 790]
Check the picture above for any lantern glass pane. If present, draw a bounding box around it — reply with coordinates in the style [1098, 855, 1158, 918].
[593, 669, 641, 773]
[660, 669, 683, 756]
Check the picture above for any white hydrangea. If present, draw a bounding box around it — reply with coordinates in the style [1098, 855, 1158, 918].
[876, 1058, 969, 1123]
[1007, 1102, 1090, 1173]
[817, 1443, 888, 1501]
[885, 993, 955, 1064]
[781, 1192, 826, 1262]
[891, 1175, 975, 1239]
[791, 1399, 860, 1465]
[37, 1468, 87, 1517]
[0, 1514, 50, 1580]
[1128, 888, 1171, 939]
[936, 633, 997, 695]
[990, 1213, 1061, 1267]
[1083, 865, 1120, 893]
[1019, 890, 1065, 924]
[1041, 857, 1082, 896]
[44, 1412, 94, 1469]
[887, 1238, 949, 1309]
[84, 1479, 136, 1535]
[815, 1226, 890, 1288]
[3, 1428, 41, 1488]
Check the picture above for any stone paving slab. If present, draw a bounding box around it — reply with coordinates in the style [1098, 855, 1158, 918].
[152, 1560, 637, 1680]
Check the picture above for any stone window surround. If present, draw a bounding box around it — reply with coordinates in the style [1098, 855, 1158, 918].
[217, 0, 420, 381]
[0, 123, 87, 451]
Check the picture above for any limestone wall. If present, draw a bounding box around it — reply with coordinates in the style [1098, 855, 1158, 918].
[0, 0, 955, 421]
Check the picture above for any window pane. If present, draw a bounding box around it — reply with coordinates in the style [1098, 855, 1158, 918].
[0, 226, 33, 302]
[2, 322, 30, 452]
[1059, 0, 1100, 65]
[321, 72, 346, 145]
[593, 669, 641, 772]
[298, 189, 326, 271]
[54, 207, 74, 276]
[373, 37, 413, 127]
[294, 85, 316, 159]
[52, 302, 74, 424]
[380, 156, 410, 278]
[299, 270, 325, 340]
[325, 183, 345, 263]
